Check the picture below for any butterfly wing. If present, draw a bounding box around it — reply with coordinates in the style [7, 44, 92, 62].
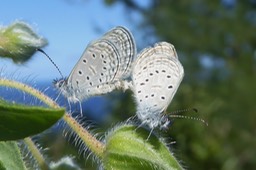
[66, 39, 120, 100]
[132, 42, 184, 128]
[64, 27, 136, 101]
[102, 26, 136, 79]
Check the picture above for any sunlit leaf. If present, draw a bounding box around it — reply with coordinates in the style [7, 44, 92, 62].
[0, 100, 65, 141]
[0, 141, 26, 170]
[103, 125, 184, 170]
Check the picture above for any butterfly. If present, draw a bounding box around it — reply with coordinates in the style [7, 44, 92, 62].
[131, 42, 184, 129]
[54, 26, 136, 103]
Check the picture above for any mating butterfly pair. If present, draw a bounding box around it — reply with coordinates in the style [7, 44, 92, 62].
[54, 26, 184, 129]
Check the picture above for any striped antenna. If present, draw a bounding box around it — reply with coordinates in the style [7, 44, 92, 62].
[167, 108, 198, 115]
[36, 49, 64, 78]
[166, 108, 208, 126]
[169, 114, 208, 126]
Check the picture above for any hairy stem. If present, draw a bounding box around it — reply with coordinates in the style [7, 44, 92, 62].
[0, 78, 57, 108]
[63, 114, 105, 158]
[23, 138, 49, 170]
[0, 78, 105, 158]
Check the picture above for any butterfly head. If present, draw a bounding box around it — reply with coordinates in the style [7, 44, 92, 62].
[53, 78, 80, 103]
[53, 78, 66, 89]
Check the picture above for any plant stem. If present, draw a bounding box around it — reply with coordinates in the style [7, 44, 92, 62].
[23, 138, 49, 170]
[63, 114, 105, 158]
[0, 78, 58, 108]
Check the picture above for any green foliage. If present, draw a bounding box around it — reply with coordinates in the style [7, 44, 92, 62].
[103, 125, 183, 170]
[0, 141, 26, 170]
[0, 21, 63, 169]
[0, 100, 64, 141]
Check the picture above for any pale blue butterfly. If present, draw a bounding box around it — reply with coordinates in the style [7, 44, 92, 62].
[131, 42, 184, 129]
[54, 26, 136, 103]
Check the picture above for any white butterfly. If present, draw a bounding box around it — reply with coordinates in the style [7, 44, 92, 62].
[131, 42, 184, 129]
[54, 26, 136, 103]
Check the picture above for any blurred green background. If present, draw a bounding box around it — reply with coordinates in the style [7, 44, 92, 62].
[1, 0, 256, 169]
[106, 0, 256, 170]
[105, 0, 256, 169]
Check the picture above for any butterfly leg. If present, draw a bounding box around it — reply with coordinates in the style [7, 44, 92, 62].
[146, 127, 154, 141]
[78, 100, 83, 117]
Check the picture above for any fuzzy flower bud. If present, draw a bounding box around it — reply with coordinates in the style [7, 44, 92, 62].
[0, 21, 47, 63]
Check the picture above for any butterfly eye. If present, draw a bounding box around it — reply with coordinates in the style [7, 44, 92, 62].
[54, 79, 66, 88]
[58, 82, 62, 88]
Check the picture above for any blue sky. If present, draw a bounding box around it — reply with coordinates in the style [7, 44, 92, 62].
[0, 0, 143, 81]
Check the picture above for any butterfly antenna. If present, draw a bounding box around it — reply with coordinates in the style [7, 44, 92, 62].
[167, 108, 198, 115]
[36, 49, 64, 78]
[169, 115, 208, 126]
[166, 108, 208, 126]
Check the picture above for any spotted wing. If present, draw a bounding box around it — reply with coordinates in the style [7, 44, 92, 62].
[59, 26, 136, 101]
[132, 42, 184, 115]
[67, 39, 120, 99]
